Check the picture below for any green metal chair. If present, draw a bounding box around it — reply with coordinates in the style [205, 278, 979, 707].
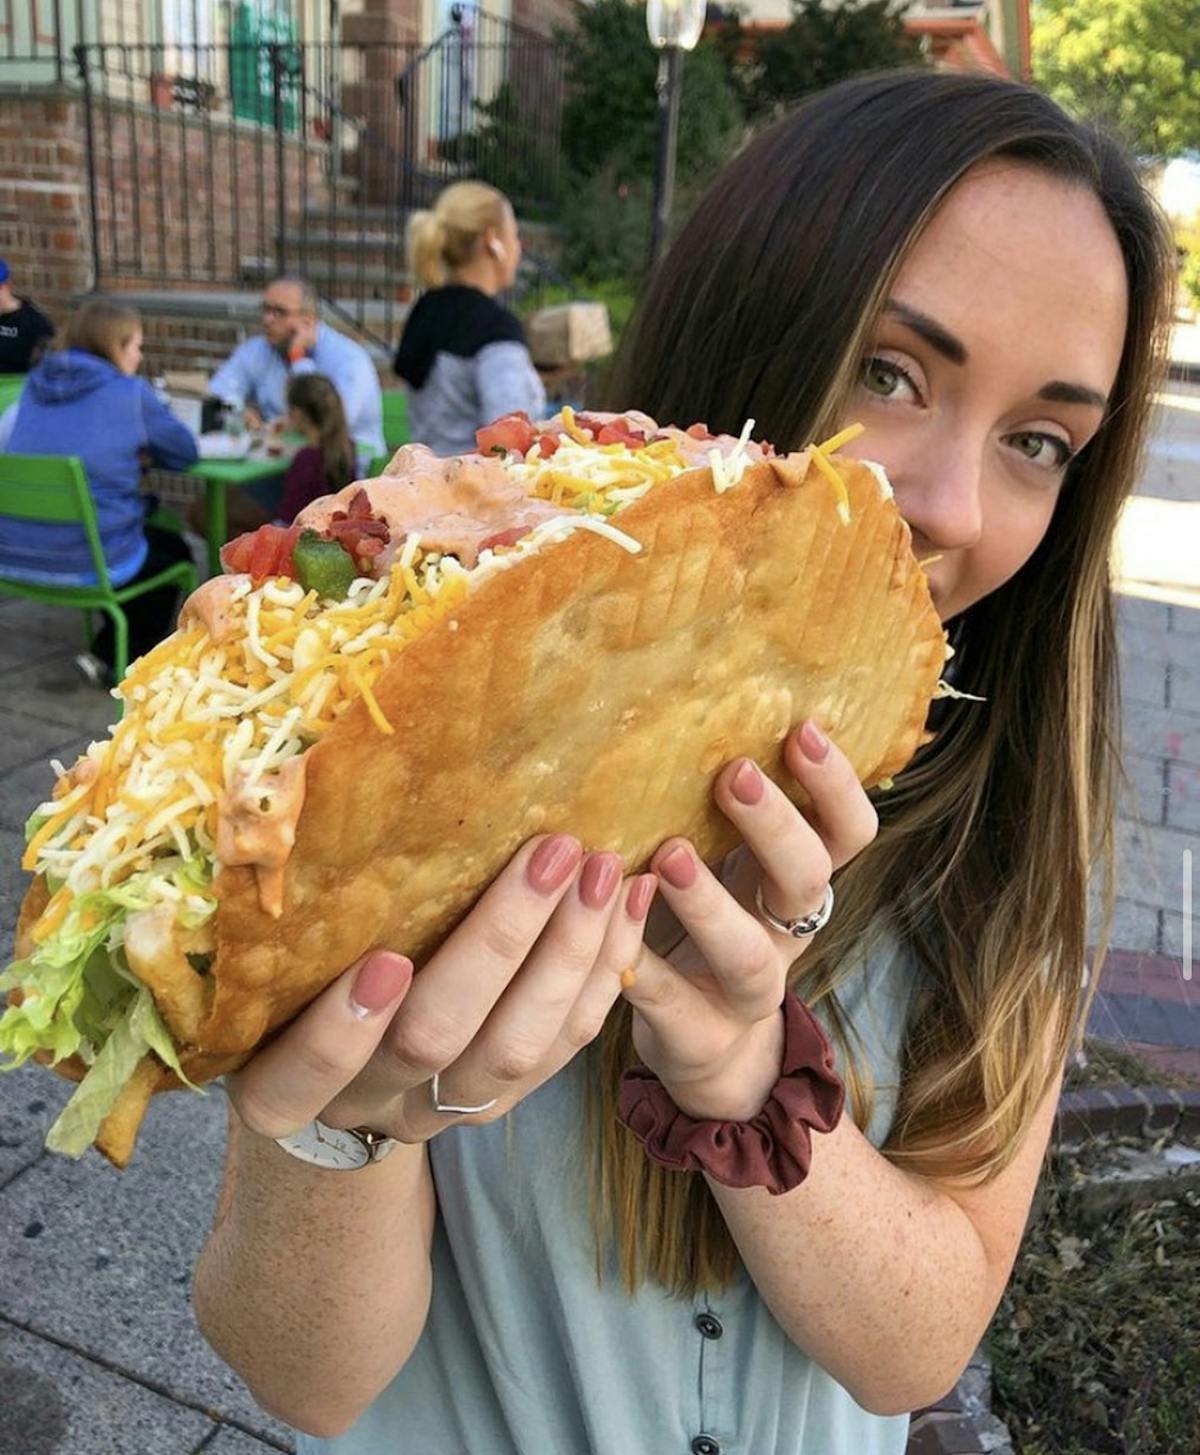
[381, 389, 410, 451]
[0, 453, 199, 685]
[0, 374, 26, 417]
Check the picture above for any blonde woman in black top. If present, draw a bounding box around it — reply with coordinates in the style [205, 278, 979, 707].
[394, 181, 546, 455]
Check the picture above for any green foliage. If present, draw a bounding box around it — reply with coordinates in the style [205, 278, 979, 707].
[438, 81, 563, 214]
[716, 0, 926, 122]
[558, 0, 742, 186]
[1177, 215, 1200, 311]
[558, 168, 652, 283]
[988, 1155, 1200, 1452]
[1033, 0, 1200, 158]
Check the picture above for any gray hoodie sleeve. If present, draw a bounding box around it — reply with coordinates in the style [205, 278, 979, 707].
[474, 340, 547, 424]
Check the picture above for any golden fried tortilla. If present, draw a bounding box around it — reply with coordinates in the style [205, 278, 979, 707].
[17, 451, 946, 1156]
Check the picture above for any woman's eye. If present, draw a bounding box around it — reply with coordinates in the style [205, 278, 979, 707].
[1008, 431, 1073, 471]
[859, 357, 917, 402]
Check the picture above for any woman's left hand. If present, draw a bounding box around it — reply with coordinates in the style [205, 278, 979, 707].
[623, 720, 879, 1121]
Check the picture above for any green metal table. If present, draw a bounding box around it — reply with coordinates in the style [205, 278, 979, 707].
[187, 455, 288, 578]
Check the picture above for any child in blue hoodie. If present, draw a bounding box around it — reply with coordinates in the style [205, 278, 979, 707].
[0, 295, 199, 681]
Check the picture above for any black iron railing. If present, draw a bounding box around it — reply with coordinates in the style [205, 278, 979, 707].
[0, 0, 333, 72]
[71, 17, 567, 347]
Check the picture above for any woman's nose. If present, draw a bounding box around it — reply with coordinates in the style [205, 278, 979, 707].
[892, 448, 985, 555]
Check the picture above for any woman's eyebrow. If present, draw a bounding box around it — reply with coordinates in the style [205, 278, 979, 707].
[883, 300, 967, 364]
[1037, 380, 1108, 409]
[884, 300, 1110, 409]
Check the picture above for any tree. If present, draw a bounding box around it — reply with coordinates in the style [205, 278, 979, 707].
[715, 0, 926, 123]
[1033, 0, 1200, 158]
[558, 0, 743, 186]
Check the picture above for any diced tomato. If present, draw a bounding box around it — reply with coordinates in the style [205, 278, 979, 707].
[219, 533, 253, 575]
[478, 525, 529, 554]
[686, 422, 715, 441]
[599, 424, 645, 447]
[247, 526, 280, 581]
[476, 411, 537, 457]
[219, 523, 301, 582]
[537, 433, 559, 458]
[575, 414, 647, 449]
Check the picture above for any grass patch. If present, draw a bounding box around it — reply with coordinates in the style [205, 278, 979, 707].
[987, 1152, 1200, 1453]
[1065, 1038, 1200, 1093]
[984, 1038, 1200, 1450]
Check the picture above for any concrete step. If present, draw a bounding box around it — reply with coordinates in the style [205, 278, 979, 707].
[240, 254, 411, 303]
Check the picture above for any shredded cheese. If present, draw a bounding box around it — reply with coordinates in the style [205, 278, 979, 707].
[808, 445, 853, 526]
[18, 413, 787, 942]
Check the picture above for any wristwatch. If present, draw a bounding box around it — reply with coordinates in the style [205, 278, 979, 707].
[274, 1118, 398, 1171]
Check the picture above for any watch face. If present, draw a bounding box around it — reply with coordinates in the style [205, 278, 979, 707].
[276, 1121, 373, 1171]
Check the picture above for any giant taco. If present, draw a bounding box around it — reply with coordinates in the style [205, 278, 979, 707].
[0, 409, 951, 1164]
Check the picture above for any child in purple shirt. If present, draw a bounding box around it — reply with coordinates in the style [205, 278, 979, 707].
[277, 373, 359, 523]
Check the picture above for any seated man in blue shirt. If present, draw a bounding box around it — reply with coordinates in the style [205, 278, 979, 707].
[197, 276, 384, 531]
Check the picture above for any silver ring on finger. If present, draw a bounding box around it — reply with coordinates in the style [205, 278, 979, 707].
[429, 1070, 499, 1117]
[755, 882, 834, 939]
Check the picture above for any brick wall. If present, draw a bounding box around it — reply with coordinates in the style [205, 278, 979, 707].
[90, 103, 332, 287]
[0, 88, 335, 320]
[512, 0, 578, 38]
[137, 311, 249, 379]
[0, 93, 93, 323]
[347, 0, 422, 44]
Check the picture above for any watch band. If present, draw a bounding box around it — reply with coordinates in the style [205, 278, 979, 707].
[274, 1117, 398, 1171]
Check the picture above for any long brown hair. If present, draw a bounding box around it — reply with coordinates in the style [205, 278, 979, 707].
[596, 71, 1175, 1295]
[61, 295, 140, 368]
[286, 373, 357, 494]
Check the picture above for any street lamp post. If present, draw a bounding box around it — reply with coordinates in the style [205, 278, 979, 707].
[646, 0, 707, 272]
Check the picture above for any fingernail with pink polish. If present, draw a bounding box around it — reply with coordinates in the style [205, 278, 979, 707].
[350, 953, 414, 1019]
[800, 720, 830, 762]
[658, 844, 697, 890]
[626, 874, 658, 921]
[730, 759, 764, 805]
[579, 852, 622, 910]
[527, 834, 582, 894]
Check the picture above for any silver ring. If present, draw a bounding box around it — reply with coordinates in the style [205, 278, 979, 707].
[755, 882, 834, 939]
[430, 1070, 499, 1117]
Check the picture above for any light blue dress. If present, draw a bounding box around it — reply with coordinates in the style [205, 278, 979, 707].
[296, 925, 923, 1455]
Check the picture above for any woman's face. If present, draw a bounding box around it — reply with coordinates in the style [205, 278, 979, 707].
[490, 207, 523, 289]
[841, 161, 1129, 624]
[115, 326, 143, 378]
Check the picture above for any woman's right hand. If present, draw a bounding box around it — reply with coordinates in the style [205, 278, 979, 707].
[226, 835, 656, 1145]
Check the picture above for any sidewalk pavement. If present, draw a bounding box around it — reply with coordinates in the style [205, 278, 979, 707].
[0, 379, 1196, 1455]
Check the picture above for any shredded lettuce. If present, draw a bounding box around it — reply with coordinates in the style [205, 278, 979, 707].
[44, 988, 198, 1158]
[0, 852, 215, 1155]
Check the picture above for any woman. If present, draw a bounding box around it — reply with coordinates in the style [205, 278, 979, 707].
[274, 373, 358, 523]
[394, 180, 546, 455]
[0, 295, 198, 681]
[192, 74, 1173, 1453]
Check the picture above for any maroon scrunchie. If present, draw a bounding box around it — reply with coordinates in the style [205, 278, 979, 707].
[616, 992, 845, 1196]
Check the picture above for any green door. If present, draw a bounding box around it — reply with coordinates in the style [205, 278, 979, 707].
[230, 2, 299, 132]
